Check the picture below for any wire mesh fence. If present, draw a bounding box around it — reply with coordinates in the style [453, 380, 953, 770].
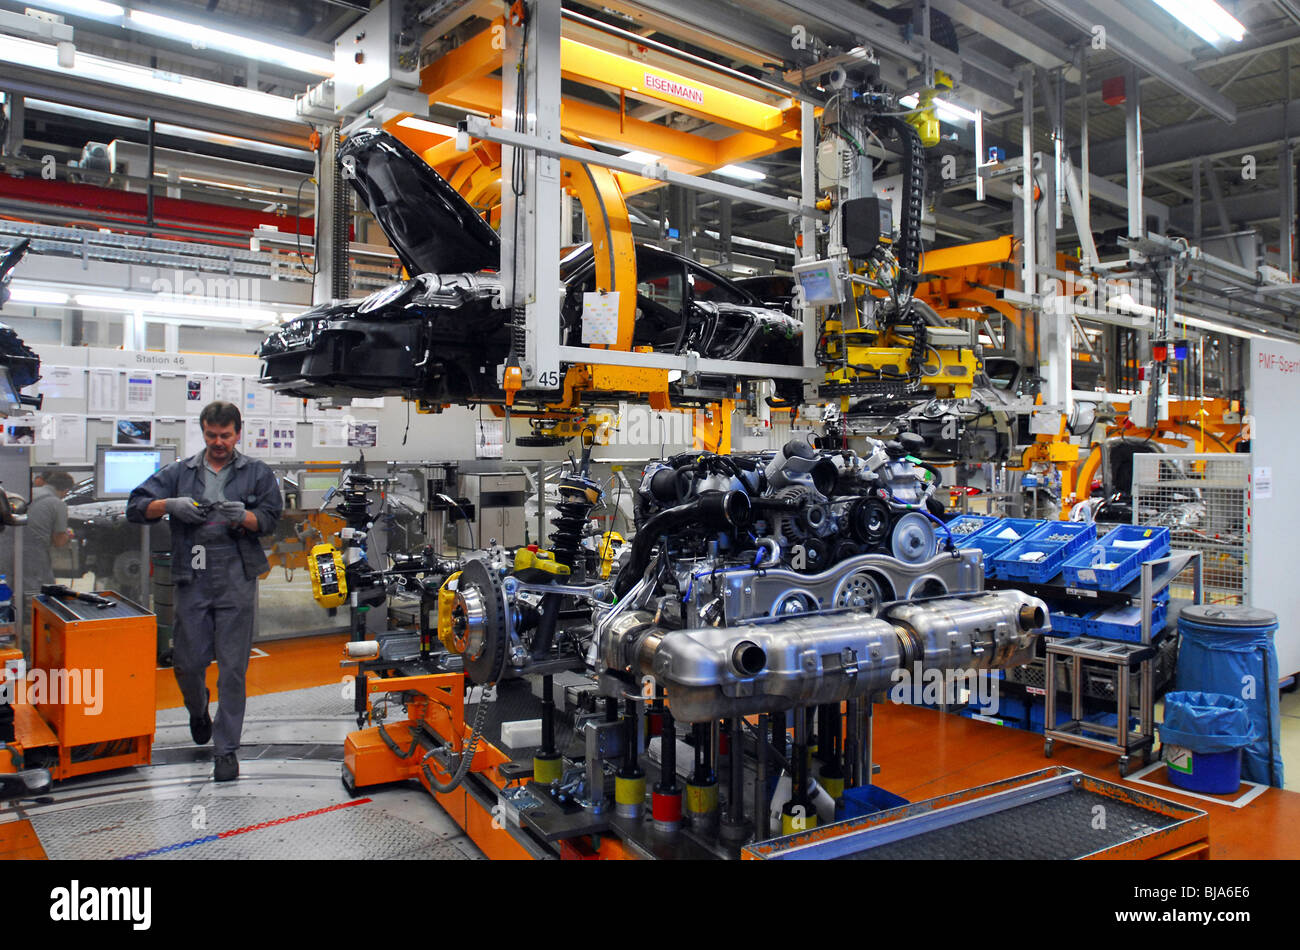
[1132, 453, 1250, 605]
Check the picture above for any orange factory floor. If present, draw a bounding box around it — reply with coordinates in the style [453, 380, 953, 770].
[5, 631, 1300, 860]
[152, 632, 352, 711]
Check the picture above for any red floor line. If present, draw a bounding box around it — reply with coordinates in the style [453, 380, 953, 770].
[214, 797, 372, 839]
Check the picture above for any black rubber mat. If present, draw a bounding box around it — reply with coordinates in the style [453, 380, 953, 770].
[841, 788, 1177, 860]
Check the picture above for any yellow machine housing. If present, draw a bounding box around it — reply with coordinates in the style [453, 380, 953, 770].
[308, 543, 348, 609]
[512, 548, 571, 583]
[823, 323, 979, 400]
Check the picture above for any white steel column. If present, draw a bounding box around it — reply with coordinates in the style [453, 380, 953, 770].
[500, 0, 563, 390]
[800, 100, 818, 400]
[1125, 64, 1144, 245]
[1020, 66, 1035, 297]
[1281, 141, 1295, 280]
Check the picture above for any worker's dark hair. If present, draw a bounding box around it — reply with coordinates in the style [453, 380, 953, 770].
[45, 471, 74, 492]
[199, 400, 242, 433]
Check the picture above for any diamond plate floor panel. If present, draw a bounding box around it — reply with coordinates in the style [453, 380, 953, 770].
[12, 680, 490, 860]
[841, 787, 1178, 860]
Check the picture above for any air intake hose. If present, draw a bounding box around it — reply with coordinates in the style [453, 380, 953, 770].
[612, 490, 752, 599]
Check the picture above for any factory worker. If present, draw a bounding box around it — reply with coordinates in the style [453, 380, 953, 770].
[127, 401, 283, 782]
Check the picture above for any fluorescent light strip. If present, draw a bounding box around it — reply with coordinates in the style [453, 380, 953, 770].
[714, 164, 766, 182]
[619, 150, 661, 164]
[128, 10, 334, 76]
[898, 94, 977, 124]
[1150, 0, 1246, 44]
[396, 116, 458, 137]
[0, 34, 298, 120]
[25, 0, 123, 20]
[6, 288, 70, 305]
[1174, 313, 1270, 340]
[73, 293, 277, 323]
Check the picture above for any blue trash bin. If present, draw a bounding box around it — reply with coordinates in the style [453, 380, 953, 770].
[1175, 605, 1284, 787]
[1158, 691, 1255, 794]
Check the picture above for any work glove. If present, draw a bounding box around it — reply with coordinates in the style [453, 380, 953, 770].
[164, 496, 206, 524]
[216, 500, 247, 525]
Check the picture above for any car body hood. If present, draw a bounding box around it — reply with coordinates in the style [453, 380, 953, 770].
[339, 128, 501, 276]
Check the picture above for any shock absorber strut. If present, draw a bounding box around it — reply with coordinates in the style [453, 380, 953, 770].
[549, 430, 602, 572]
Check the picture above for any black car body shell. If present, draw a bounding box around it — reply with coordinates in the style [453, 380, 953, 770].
[258, 130, 802, 406]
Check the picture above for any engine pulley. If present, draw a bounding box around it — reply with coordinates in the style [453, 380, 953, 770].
[889, 512, 938, 565]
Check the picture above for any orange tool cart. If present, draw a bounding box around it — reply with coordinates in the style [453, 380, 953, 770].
[1, 590, 157, 780]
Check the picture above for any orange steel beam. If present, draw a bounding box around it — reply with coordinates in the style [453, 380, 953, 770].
[919, 236, 1015, 274]
[419, 15, 507, 100]
[421, 24, 795, 138]
[409, 78, 798, 199]
[559, 39, 798, 138]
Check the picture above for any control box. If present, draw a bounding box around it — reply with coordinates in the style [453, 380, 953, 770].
[332, 0, 424, 116]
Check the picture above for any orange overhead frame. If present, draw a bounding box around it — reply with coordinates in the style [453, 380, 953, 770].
[416, 16, 801, 197]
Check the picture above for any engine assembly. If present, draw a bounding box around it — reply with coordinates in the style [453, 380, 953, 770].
[411, 436, 1050, 842]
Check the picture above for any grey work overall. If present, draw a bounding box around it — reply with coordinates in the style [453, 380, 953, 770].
[127, 449, 283, 756]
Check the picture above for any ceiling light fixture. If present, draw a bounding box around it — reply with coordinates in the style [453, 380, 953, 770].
[1149, 0, 1246, 44]
[395, 116, 458, 137]
[714, 164, 766, 181]
[25, 0, 123, 20]
[898, 94, 978, 124]
[72, 292, 277, 324]
[127, 10, 334, 76]
[5, 287, 70, 305]
[1173, 313, 1270, 340]
[0, 34, 299, 120]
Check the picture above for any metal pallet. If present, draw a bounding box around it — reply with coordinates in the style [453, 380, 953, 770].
[742, 768, 1208, 860]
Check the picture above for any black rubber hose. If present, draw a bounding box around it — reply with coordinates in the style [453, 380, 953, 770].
[612, 490, 752, 598]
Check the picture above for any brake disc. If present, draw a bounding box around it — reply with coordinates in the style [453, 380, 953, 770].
[890, 511, 938, 565]
[453, 558, 510, 686]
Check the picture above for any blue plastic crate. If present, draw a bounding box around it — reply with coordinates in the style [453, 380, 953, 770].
[1061, 525, 1172, 591]
[965, 694, 1028, 727]
[1047, 604, 1095, 637]
[992, 522, 1097, 583]
[956, 518, 1049, 578]
[1028, 700, 1076, 733]
[1085, 599, 1168, 643]
[839, 783, 909, 820]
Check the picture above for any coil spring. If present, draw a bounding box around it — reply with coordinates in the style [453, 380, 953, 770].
[549, 477, 598, 568]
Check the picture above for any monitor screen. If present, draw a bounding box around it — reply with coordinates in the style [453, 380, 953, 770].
[796, 267, 836, 303]
[95, 444, 177, 500]
[0, 369, 20, 416]
[792, 258, 845, 306]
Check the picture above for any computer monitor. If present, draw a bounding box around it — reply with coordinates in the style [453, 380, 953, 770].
[0, 368, 21, 416]
[95, 444, 178, 500]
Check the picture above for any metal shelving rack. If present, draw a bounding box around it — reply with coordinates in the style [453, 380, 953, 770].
[1039, 550, 1204, 776]
[1131, 453, 1249, 605]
